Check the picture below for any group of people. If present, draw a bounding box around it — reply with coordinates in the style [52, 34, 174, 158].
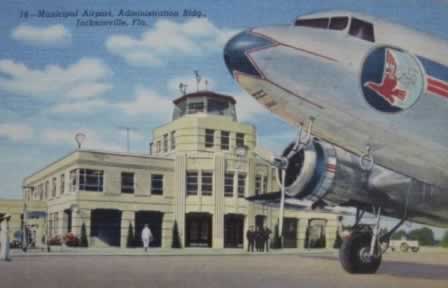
[246, 225, 272, 252]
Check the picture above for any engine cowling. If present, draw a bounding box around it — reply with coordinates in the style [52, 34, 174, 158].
[279, 139, 371, 206]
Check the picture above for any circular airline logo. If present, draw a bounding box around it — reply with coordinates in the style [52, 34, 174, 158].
[361, 47, 424, 113]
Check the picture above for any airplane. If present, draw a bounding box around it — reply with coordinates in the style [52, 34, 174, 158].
[223, 10, 448, 274]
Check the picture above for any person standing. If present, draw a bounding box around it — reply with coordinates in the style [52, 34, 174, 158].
[246, 226, 255, 252]
[141, 224, 152, 252]
[0, 214, 11, 261]
[255, 226, 263, 252]
[263, 225, 272, 252]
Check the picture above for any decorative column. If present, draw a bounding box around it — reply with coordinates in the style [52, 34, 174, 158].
[213, 153, 225, 248]
[297, 218, 308, 249]
[325, 218, 337, 249]
[174, 153, 187, 246]
[121, 211, 135, 248]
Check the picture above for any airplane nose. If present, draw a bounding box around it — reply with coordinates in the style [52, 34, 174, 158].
[224, 30, 274, 78]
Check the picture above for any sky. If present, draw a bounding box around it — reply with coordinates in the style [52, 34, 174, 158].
[1, 0, 448, 205]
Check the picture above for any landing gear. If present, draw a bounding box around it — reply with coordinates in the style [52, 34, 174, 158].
[339, 207, 406, 274]
[339, 225, 382, 274]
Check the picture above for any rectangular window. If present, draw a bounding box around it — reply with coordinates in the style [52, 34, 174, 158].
[156, 141, 161, 153]
[121, 172, 134, 194]
[224, 172, 234, 197]
[60, 174, 65, 195]
[79, 169, 104, 192]
[201, 171, 213, 196]
[163, 134, 168, 152]
[69, 170, 77, 192]
[349, 18, 375, 42]
[221, 131, 230, 150]
[52, 177, 57, 197]
[205, 129, 215, 148]
[236, 133, 245, 148]
[263, 176, 268, 194]
[186, 171, 198, 195]
[151, 174, 164, 195]
[171, 131, 176, 150]
[45, 181, 49, 199]
[238, 173, 246, 198]
[255, 175, 262, 196]
[188, 102, 204, 114]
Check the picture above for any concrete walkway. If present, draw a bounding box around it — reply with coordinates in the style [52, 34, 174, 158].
[11, 247, 337, 257]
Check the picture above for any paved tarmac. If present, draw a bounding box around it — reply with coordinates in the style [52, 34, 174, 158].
[1, 249, 447, 288]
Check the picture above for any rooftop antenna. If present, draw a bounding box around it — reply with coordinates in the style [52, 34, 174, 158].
[204, 79, 208, 91]
[194, 70, 201, 92]
[74, 132, 86, 149]
[179, 82, 188, 95]
[118, 126, 137, 153]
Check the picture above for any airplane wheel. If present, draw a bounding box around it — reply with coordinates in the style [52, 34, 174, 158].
[339, 232, 382, 274]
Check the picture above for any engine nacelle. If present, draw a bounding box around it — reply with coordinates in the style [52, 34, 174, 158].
[279, 139, 372, 206]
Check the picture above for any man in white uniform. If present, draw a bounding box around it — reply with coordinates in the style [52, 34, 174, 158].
[0, 214, 11, 261]
[141, 224, 152, 252]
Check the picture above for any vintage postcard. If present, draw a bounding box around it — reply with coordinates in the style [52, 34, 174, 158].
[0, 1, 447, 287]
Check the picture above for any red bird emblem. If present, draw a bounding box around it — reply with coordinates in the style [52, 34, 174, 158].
[365, 49, 407, 104]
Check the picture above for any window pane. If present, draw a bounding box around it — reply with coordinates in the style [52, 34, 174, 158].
[295, 18, 329, 29]
[201, 171, 213, 196]
[186, 171, 198, 195]
[238, 173, 246, 198]
[163, 134, 168, 152]
[80, 169, 104, 192]
[188, 102, 205, 114]
[121, 172, 134, 194]
[329, 17, 348, 30]
[151, 174, 164, 195]
[349, 18, 375, 42]
[255, 175, 262, 195]
[224, 172, 234, 197]
[263, 176, 268, 194]
[221, 131, 230, 150]
[171, 131, 176, 150]
[236, 133, 245, 148]
[208, 99, 228, 114]
[205, 129, 214, 148]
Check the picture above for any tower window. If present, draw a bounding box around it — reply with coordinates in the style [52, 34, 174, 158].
[221, 131, 230, 150]
[205, 129, 215, 148]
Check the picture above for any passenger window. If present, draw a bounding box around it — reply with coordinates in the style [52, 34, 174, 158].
[295, 18, 329, 29]
[329, 17, 348, 30]
[349, 18, 375, 42]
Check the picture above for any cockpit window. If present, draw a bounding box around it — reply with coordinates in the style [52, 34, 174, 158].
[329, 17, 348, 30]
[349, 18, 375, 42]
[295, 18, 329, 29]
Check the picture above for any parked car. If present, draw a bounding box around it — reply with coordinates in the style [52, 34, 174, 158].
[389, 239, 420, 252]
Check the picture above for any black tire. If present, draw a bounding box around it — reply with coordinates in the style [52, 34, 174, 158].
[339, 232, 382, 274]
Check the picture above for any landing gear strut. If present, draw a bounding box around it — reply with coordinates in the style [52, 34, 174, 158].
[339, 207, 407, 274]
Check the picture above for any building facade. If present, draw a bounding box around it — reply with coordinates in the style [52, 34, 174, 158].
[21, 91, 338, 249]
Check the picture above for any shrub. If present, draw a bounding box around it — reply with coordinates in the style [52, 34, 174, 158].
[48, 235, 62, 246]
[127, 223, 135, 248]
[171, 220, 182, 248]
[80, 223, 88, 247]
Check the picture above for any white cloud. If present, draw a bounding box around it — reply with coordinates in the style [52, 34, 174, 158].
[11, 24, 72, 47]
[106, 18, 239, 67]
[0, 123, 33, 142]
[41, 128, 121, 151]
[167, 74, 216, 95]
[0, 58, 112, 99]
[50, 99, 108, 114]
[115, 86, 172, 117]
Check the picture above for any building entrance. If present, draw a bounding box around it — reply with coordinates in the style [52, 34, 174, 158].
[283, 218, 298, 248]
[135, 211, 163, 247]
[185, 213, 212, 247]
[90, 209, 122, 247]
[224, 214, 244, 248]
[305, 219, 327, 248]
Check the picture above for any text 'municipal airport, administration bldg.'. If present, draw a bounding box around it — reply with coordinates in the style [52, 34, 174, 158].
[3, 91, 338, 249]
